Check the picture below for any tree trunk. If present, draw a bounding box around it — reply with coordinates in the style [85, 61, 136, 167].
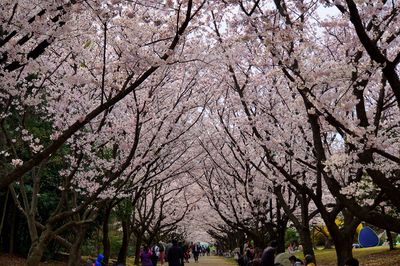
[323, 213, 357, 266]
[117, 220, 130, 265]
[325, 217, 355, 266]
[386, 230, 394, 250]
[252, 232, 265, 249]
[332, 234, 353, 266]
[134, 234, 143, 266]
[0, 188, 9, 235]
[9, 204, 16, 254]
[298, 226, 315, 258]
[275, 199, 287, 253]
[26, 213, 39, 249]
[67, 226, 87, 266]
[26, 228, 53, 266]
[102, 204, 112, 266]
[276, 223, 286, 253]
[97, 227, 101, 254]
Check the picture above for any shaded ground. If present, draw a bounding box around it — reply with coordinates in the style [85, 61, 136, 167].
[357, 248, 400, 266]
[0, 254, 234, 266]
[1, 248, 399, 265]
[0, 253, 66, 266]
[0, 254, 233, 266]
[285, 246, 400, 266]
[172, 255, 235, 265]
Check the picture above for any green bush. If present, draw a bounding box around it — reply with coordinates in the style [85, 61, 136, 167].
[285, 227, 299, 247]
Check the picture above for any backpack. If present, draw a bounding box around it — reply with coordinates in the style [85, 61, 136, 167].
[152, 245, 160, 257]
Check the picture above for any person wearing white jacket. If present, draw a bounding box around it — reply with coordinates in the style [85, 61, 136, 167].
[151, 244, 160, 266]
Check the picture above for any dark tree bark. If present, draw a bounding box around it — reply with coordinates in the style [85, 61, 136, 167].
[9, 203, 16, 254]
[26, 228, 53, 266]
[386, 230, 394, 250]
[329, 232, 354, 266]
[134, 234, 143, 266]
[298, 226, 314, 257]
[117, 220, 130, 265]
[276, 222, 286, 254]
[102, 203, 112, 266]
[322, 209, 359, 266]
[67, 225, 88, 266]
[275, 202, 287, 254]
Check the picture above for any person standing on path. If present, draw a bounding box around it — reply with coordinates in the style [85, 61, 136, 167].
[167, 240, 184, 266]
[151, 244, 160, 266]
[192, 242, 201, 262]
[260, 240, 277, 266]
[140, 246, 154, 266]
[183, 242, 190, 263]
[159, 243, 166, 266]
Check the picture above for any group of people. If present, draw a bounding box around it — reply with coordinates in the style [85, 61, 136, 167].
[237, 240, 360, 266]
[140, 240, 210, 266]
[139, 243, 166, 266]
[287, 254, 315, 266]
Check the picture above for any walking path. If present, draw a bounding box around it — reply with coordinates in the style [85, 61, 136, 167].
[168, 255, 235, 266]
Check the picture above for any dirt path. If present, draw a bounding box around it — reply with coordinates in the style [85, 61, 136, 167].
[168, 256, 235, 266]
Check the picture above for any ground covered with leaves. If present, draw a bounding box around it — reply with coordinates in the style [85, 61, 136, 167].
[311, 247, 400, 265]
[0, 253, 66, 266]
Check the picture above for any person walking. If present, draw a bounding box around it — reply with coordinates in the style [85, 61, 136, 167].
[183, 243, 190, 263]
[192, 242, 201, 262]
[167, 240, 184, 266]
[159, 243, 166, 266]
[260, 240, 277, 266]
[150, 244, 160, 266]
[140, 246, 153, 266]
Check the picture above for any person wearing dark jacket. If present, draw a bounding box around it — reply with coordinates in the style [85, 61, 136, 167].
[167, 240, 184, 266]
[260, 240, 277, 266]
[192, 242, 201, 262]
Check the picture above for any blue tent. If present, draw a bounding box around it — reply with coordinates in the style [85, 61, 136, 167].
[358, 226, 379, 247]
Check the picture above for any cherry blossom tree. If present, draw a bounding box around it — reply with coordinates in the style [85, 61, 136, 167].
[315, 0, 400, 232]
[0, 0, 206, 189]
[194, 113, 290, 252]
[329, 0, 400, 108]
[1, 1, 400, 266]
[198, 1, 364, 264]
[1, 0, 213, 264]
[130, 174, 199, 265]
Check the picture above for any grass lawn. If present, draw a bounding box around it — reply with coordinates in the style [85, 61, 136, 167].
[226, 246, 400, 266]
[293, 246, 400, 265]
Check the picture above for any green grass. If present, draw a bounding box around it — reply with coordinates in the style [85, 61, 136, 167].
[292, 245, 400, 265]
